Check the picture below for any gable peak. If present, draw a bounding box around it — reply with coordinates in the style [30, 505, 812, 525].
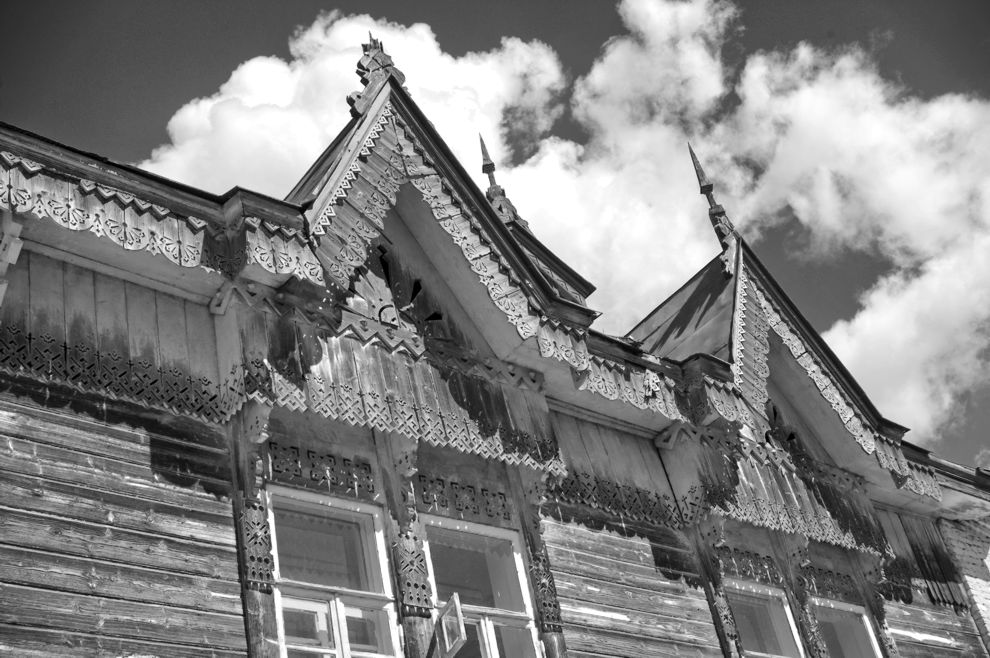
[347, 34, 406, 117]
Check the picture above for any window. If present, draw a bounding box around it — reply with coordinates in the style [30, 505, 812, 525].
[812, 599, 881, 658]
[725, 581, 804, 658]
[269, 488, 399, 658]
[423, 517, 540, 658]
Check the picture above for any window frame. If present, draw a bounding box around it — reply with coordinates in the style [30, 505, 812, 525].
[724, 579, 806, 658]
[267, 485, 401, 658]
[810, 597, 883, 658]
[421, 514, 541, 658]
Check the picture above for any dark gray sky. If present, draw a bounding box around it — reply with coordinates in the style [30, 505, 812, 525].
[2, 0, 988, 466]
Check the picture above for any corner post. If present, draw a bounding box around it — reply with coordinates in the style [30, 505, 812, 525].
[853, 552, 900, 657]
[508, 466, 567, 658]
[774, 535, 829, 658]
[691, 517, 743, 658]
[373, 430, 434, 658]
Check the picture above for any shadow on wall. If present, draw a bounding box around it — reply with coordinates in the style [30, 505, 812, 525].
[0, 373, 232, 500]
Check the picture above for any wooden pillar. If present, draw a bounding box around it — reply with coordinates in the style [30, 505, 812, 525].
[508, 466, 567, 658]
[691, 517, 744, 658]
[773, 535, 829, 658]
[373, 431, 434, 658]
[229, 399, 279, 657]
[214, 286, 280, 657]
[853, 553, 901, 657]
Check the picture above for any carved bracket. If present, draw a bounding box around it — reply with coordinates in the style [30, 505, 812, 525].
[0, 212, 24, 307]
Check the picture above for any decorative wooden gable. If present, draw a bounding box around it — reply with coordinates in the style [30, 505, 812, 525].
[734, 250, 941, 500]
[286, 39, 684, 424]
[634, 148, 941, 504]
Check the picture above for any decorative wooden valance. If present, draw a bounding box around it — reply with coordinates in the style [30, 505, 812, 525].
[0, 151, 324, 287]
[266, 440, 377, 501]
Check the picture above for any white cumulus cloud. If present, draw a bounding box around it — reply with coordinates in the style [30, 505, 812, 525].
[139, 0, 990, 450]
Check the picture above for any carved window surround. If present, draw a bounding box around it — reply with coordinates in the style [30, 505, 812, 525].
[266, 440, 377, 502]
[414, 473, 513, 527]
[547, 470, 681, 530]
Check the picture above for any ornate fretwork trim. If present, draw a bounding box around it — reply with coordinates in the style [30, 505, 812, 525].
[0, 153, 209, 269]
[243, 356, 562, 475]
[717, 547, 784, 587]
[244, 216, 325, 285]
[0, 322, 564, 475]
[902, 462, 941, 501]
[731, 266, 770, 424]
[414, 473, 512, 526]
[800, 564, 862, 603]
[393, 530, 433, 617]
[548, 470, 681, 529]
[267, 440, 377, 500]
[747, 270, 934, 497]
[659, 422, 888, 553]
[0, 150, 327, 286]
[0, 323, 232, 423]
[304, 99, 685, 419]
[530, 542, 563, 633]
[238, 495, 274, 593]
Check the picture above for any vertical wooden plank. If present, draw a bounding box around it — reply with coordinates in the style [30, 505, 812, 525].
[94, 273, 129, 358]
[185, 300, 220, 385]
[63, 262, 96, 348]
[27, 251, 65, 340]
[27, 252, 66, 378]
[124, 282, 160, 367]
[0, 250, 30, 330]
[155, 291, 189, 371]
[125, 281, 161, 407]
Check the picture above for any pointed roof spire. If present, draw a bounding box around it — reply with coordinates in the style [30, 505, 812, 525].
[479, 135, 497, 187]
[687, 144, 738, 274]
[478, 135, 528, 229]
[688, 143, 714, 201]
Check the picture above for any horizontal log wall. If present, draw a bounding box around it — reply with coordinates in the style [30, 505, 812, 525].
[542, 517, 721, 657]
[886, 598, 985, 657]
[0, 396, 246, 656]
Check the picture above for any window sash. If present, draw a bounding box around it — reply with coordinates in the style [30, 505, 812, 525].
[724, 580, 805, 658]
[811, 598, 882, 658]
[421, 515, 540, 658]
[268, 488, 399, 658]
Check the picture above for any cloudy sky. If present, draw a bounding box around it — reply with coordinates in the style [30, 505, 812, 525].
[3, 0, 989, 467]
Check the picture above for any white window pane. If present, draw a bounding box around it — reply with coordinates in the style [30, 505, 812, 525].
[493, 625, 537, 658]
[726, 588, 801, 657]
[283, 609, 333, 648]
[427, 527, 525, 611]
[281, 599, 334, 649]
[456, 622, 485, 658]
[816, 605, 878, 658]
[286, 650, 334, 658]
[273, 499, 375, 591]
[344, 605, 393, 654]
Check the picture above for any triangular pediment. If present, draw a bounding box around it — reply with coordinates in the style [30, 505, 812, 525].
[733, 245, 941, 500]
[276, 62, 685, 427]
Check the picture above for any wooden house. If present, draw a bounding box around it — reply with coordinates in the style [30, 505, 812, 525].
[1, 38, 989, 657]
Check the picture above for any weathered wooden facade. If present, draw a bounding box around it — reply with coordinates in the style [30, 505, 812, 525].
[1, 39, 989, 658]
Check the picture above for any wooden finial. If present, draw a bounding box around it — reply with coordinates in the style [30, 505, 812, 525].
[687, 144, 737, 274]
[688, 143, 714, 200]
[479, 134, 497, 186]
[348, 35, 406, 116]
